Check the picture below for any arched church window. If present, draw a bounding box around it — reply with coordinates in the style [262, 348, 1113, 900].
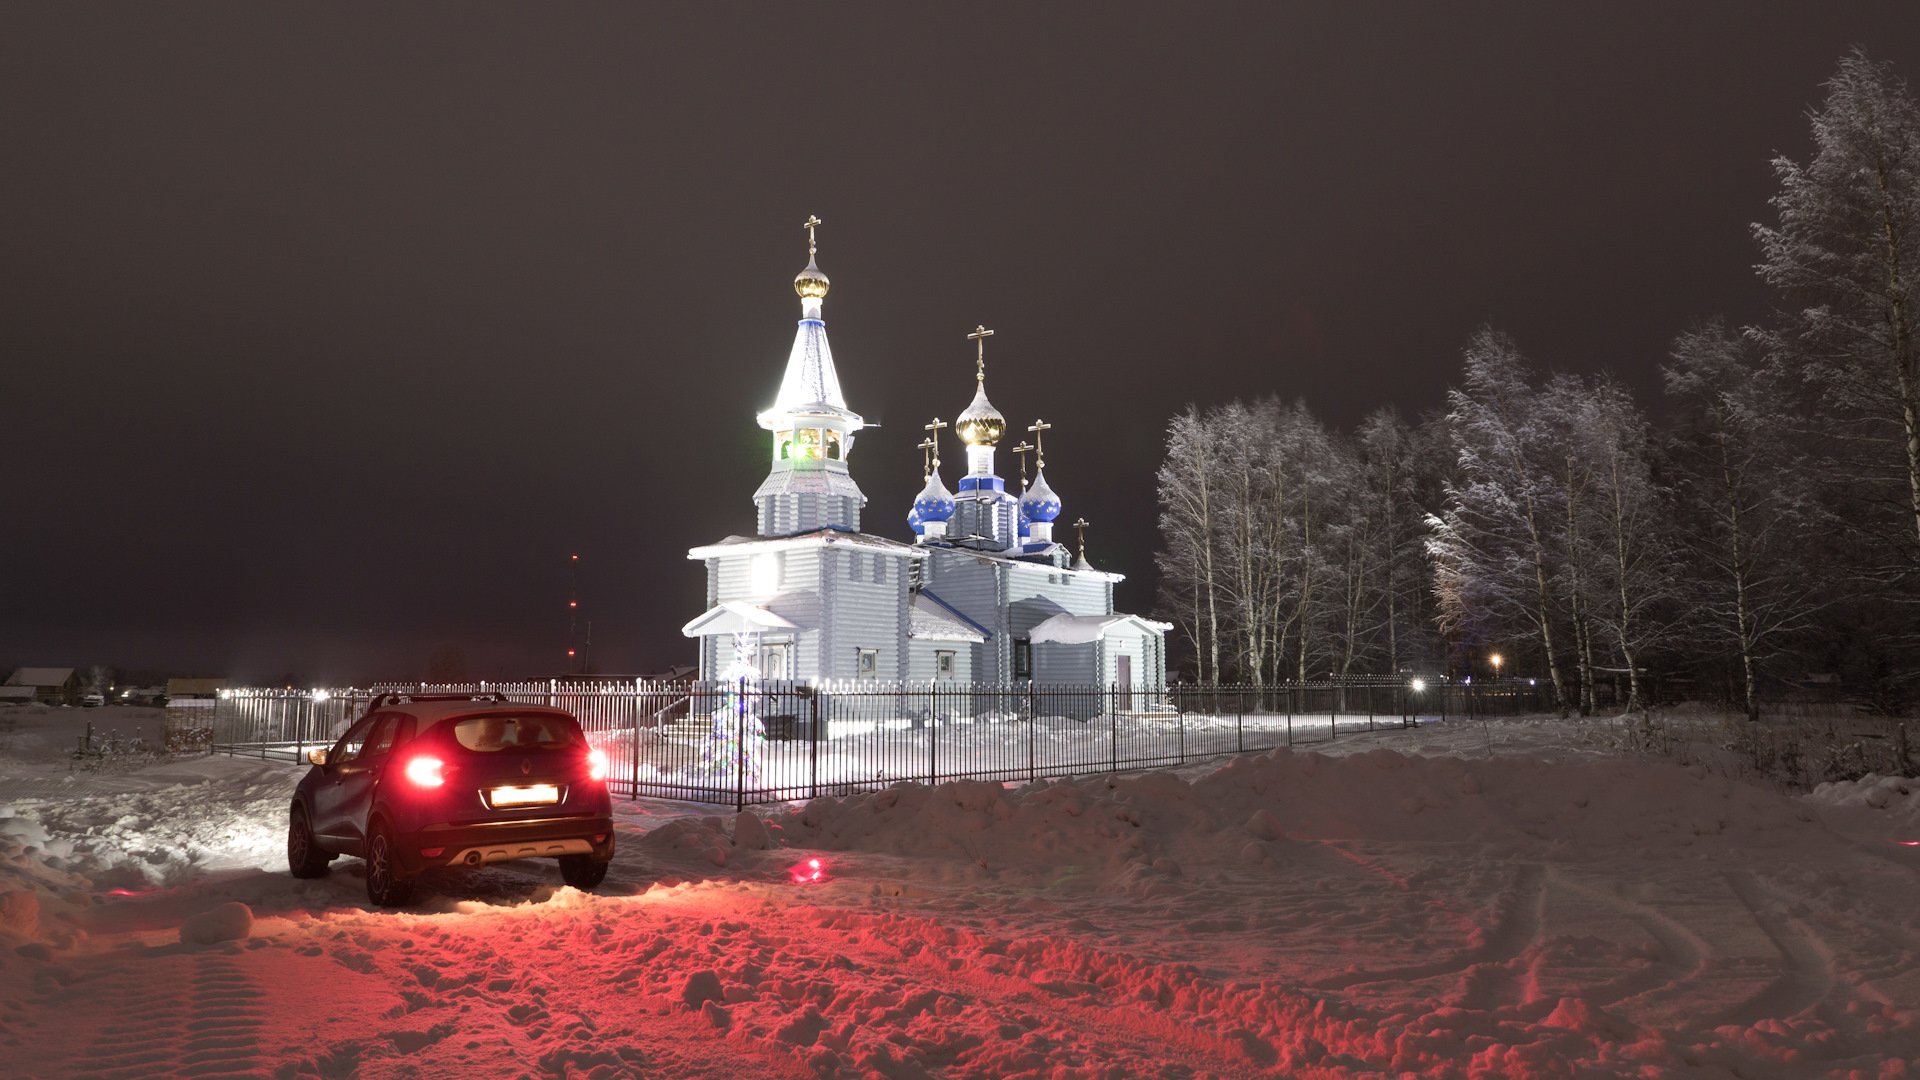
[777, 431, 793, 460]
[793, 429, 822, 459]
[826, 430, 842, 460]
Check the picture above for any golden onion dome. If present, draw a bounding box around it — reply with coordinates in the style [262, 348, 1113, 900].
[794, 254, 830, 300]
[955, 381, 1006, 446]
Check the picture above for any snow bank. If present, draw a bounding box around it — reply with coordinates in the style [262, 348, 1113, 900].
[1807, 771, 1920, 819]
[775, 747, 1820, 872]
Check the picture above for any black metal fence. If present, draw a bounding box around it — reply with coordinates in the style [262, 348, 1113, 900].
[208, 677, 1553, 808]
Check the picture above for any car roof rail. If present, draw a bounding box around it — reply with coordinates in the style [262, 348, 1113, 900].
[361, 690, 511, 714]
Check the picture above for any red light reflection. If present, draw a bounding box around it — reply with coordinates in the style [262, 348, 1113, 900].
[789, 857, 828, 884]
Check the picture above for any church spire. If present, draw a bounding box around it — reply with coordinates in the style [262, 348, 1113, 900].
[751, 217, 866, 536]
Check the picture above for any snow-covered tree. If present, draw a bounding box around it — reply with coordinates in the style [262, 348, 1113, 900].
[1666, 320, 1827, 719]
[1429, 329, 1569, 711]
[1755, 50, 1920, 576]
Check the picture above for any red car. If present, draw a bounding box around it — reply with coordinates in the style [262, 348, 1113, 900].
[287, 693, 615, 905]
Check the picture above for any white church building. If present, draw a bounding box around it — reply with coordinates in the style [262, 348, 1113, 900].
[681, 224, 1169, 696]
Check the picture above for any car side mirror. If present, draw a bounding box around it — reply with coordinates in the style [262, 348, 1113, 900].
[308, 748, 328, 766]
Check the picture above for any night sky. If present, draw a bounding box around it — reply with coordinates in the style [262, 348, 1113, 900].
[5, 5, 1919, 684]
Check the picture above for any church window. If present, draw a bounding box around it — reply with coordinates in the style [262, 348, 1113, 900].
[793, 428, 822, 459]
[1013, 639, 1032, 680]
[856, 648, 878, 677]
[826, 430, 842, 459]
[848, 552, 862, 581]
[777, 430, 793, 460]
[752, 553, 780, 596]
[873, 556, 886, 584]
[936, 650, 955, 677]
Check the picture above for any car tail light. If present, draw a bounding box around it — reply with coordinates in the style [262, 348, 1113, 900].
[404, 756, 445, 787]
[588, 748, 608, 782]
[419, 847, 445, 858]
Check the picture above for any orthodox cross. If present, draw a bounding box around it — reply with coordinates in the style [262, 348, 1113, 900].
[803, 215, 821, 255]
[1027, 419, 1051, 470]
[923, 417, 948, 470]
[967, 324, 994, 383]
[917, 437, 937, 479]
[1072, 518, 1091, 563]
[1009, 441, 1035, 493]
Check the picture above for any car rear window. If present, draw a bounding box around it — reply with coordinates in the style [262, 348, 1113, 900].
[449, 715, 583, 752]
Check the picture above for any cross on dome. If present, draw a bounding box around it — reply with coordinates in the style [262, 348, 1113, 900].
[1027, 419, 1051, 469]
[968, 325, 994, 383]
[956, 325, 1006, 447]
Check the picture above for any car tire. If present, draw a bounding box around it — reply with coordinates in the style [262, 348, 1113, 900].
[287, 804, 332, 879]
[364, 821, 413, 907]
[559, 854, 609, 890]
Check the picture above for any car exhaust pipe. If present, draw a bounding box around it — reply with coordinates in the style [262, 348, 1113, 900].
[465, 851, 483, 866]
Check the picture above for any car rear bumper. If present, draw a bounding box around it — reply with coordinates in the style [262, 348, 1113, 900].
[401, 814, 614, 873]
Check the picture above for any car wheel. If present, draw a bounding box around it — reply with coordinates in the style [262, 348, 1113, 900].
[558, 854, 609, 890]
[364, 822, 412, 907]
[287, 804, 332, 878]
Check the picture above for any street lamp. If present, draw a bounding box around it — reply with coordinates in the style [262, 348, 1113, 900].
[1488, 654, 1503, 680]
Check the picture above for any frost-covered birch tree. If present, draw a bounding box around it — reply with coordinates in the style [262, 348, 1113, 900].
[1755, 50, 1920, 579]
[1429, 329, 1569, 711]
[1666, 321, 1827, 719]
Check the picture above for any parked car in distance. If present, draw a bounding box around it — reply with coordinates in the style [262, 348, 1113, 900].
[287, 692, 615, 906]
[80, 693, 105, 707]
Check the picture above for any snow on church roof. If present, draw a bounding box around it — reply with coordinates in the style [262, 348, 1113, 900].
[909, 591, 991, 642]
[1028, 612, 1173, 644]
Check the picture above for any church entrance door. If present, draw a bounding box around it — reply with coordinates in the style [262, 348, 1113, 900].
[1116, 655, 1133, 712]
[761, 643, 790, 681]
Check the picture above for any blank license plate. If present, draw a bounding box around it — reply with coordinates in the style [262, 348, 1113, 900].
[489, 784, 560, 807]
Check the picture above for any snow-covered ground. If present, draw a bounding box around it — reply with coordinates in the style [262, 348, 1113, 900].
[2, 703, 1917, 1079]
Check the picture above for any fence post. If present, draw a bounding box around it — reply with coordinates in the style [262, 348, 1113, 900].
[1110, 694, 1118, 774]
[1027, 686, 1036, 782]
[929, 682, 938, 784]
[735, 676, 746, 812]
[1177, 686, 1186, 764]
[630, 678, 642, 801]
[808, 685, 820, 800]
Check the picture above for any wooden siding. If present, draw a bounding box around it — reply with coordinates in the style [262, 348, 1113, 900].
[820, 551, 908, 681]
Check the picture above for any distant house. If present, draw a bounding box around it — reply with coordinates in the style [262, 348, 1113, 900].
[164, 678, 226, 707]
[5, 668, 79, 705]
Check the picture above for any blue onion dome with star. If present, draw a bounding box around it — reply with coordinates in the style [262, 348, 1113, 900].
[1019, 468, 1062, 524]
[913, 471, 956, 524]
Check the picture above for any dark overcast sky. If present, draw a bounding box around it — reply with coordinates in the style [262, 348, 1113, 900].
[4, 4, 1918, 683]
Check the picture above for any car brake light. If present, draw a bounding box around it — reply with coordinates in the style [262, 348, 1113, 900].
[404, 756, 445, 787]
[419, 847, 445, 858]
[588, 748, 608, 782]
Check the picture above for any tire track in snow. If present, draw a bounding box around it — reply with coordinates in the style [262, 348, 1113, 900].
[1723, 869, 1834, 1027]
[173, 955, 268, 1079]
[1309, 862, 1544, 995]
[14, 948, 270, 1080]
[33, 950, 191, 1080]
[1543, 868, 1708, 1013]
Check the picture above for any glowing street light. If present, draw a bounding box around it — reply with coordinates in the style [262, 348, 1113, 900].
[1410, 678, 1427, 693]
[1488, 654, 1503, 679]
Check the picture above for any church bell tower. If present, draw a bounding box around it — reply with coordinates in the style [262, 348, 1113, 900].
[752, 217, 867, 535]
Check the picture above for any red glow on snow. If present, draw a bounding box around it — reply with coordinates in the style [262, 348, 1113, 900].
[789, 857, 828, 884]
[105, 888, 155, 896]
[1899, 840, 1919, 846]
[404, 756, 446, 787]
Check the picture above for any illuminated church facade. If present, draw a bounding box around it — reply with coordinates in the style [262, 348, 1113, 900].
[681, 222, 1169, 692]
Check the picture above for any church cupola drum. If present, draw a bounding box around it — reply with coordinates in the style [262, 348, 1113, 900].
[752, 216, 866, 536]
[949, 326, 1021, 550]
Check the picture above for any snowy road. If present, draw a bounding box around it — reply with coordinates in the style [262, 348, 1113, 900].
[3, 707, 1919, 1078]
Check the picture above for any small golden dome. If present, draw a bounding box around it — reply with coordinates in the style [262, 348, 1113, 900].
[794, 254, 829, 300]
[956, 382, 1005, 446]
